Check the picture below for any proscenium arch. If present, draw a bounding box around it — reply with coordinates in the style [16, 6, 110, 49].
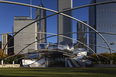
[2, 38, 112, 64]
[4, 46, 110, 65]
[1, 31, 116, 63]
[13, 56, 99, 67]
[11, 30, 115, 61]
[2, 31, 115, 62]
[5, 42, 113, 63]
[1, 31, 97, 62]
[15, 32, 100, 60]
[15, 32, 113, 61]
[0, 1, 115, 60]
[13, 37, 97, 66]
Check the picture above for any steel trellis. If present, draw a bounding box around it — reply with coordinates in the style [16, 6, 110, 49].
[0, 0, 115, 60]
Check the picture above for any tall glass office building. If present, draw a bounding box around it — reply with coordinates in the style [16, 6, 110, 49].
[57, 0, 72, 44]
[89, 0, 116, 53]
[77, 21, 87, 50]
[35, 3, 46, 44]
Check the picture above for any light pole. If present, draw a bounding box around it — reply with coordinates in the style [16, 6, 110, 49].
[109, 42, 115, 64]
[30, 0, 32, 19]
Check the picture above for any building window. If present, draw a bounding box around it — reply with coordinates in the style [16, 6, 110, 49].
[101, 25, 102, 28]
[112, 24, 114, 28]
[106, 9, 107, 11]
[100, 42, 102, 44]
[109, 24, 110, 28]
[110, 24, 112, 28]
[115, 24, 116, 28]
[103, 24, 105, 28]
[98, 24, 99, 28]
[100, 24, 102, 28]
[99, 24, 100, 28]
[111, 9, 113, 11]
[100, 9, 101, 11]
[97, 9, 99, 12]
[109, 9, 110, 11]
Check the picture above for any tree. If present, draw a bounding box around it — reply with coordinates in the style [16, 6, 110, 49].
[89, 52, 116, 64]
[0, 48, 7, 58]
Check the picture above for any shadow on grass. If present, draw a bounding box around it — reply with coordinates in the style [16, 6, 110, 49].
[0, 68, 116, 77]
[71, 68, 116, 76]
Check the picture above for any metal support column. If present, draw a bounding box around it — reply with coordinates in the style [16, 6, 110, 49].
[65, 58, 68, 67]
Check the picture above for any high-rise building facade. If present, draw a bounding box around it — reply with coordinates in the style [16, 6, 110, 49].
[89, 0, 116, 53]
[35, 3, 46, 44]
[57, 0, 73, 44]
[14, 16, 37, 54]
[77, 21, 87, 50]
[1, 34, 14, 55]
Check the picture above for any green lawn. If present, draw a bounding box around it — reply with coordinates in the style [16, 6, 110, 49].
[0, 67, 116, 77]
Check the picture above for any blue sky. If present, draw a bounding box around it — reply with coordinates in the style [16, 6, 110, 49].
[0, 0, 92, 43]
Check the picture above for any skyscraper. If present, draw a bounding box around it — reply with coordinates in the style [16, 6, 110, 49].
[1, 34, 14, 55]
[57, 0, 73, 44]
[89, 0, 116, 53]
[77, 21, 87, 50]
[14, 16, 37, 54]
[35, 2, 46, 44]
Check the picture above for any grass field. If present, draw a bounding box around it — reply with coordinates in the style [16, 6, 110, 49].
[0, 67, 116, 77]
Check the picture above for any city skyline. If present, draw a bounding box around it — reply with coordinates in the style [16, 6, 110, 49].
[0, 0, 116, 68]
[0, 0, 91, 43]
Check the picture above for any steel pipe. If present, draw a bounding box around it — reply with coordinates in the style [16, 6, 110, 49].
[0, 0, 115, 60]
